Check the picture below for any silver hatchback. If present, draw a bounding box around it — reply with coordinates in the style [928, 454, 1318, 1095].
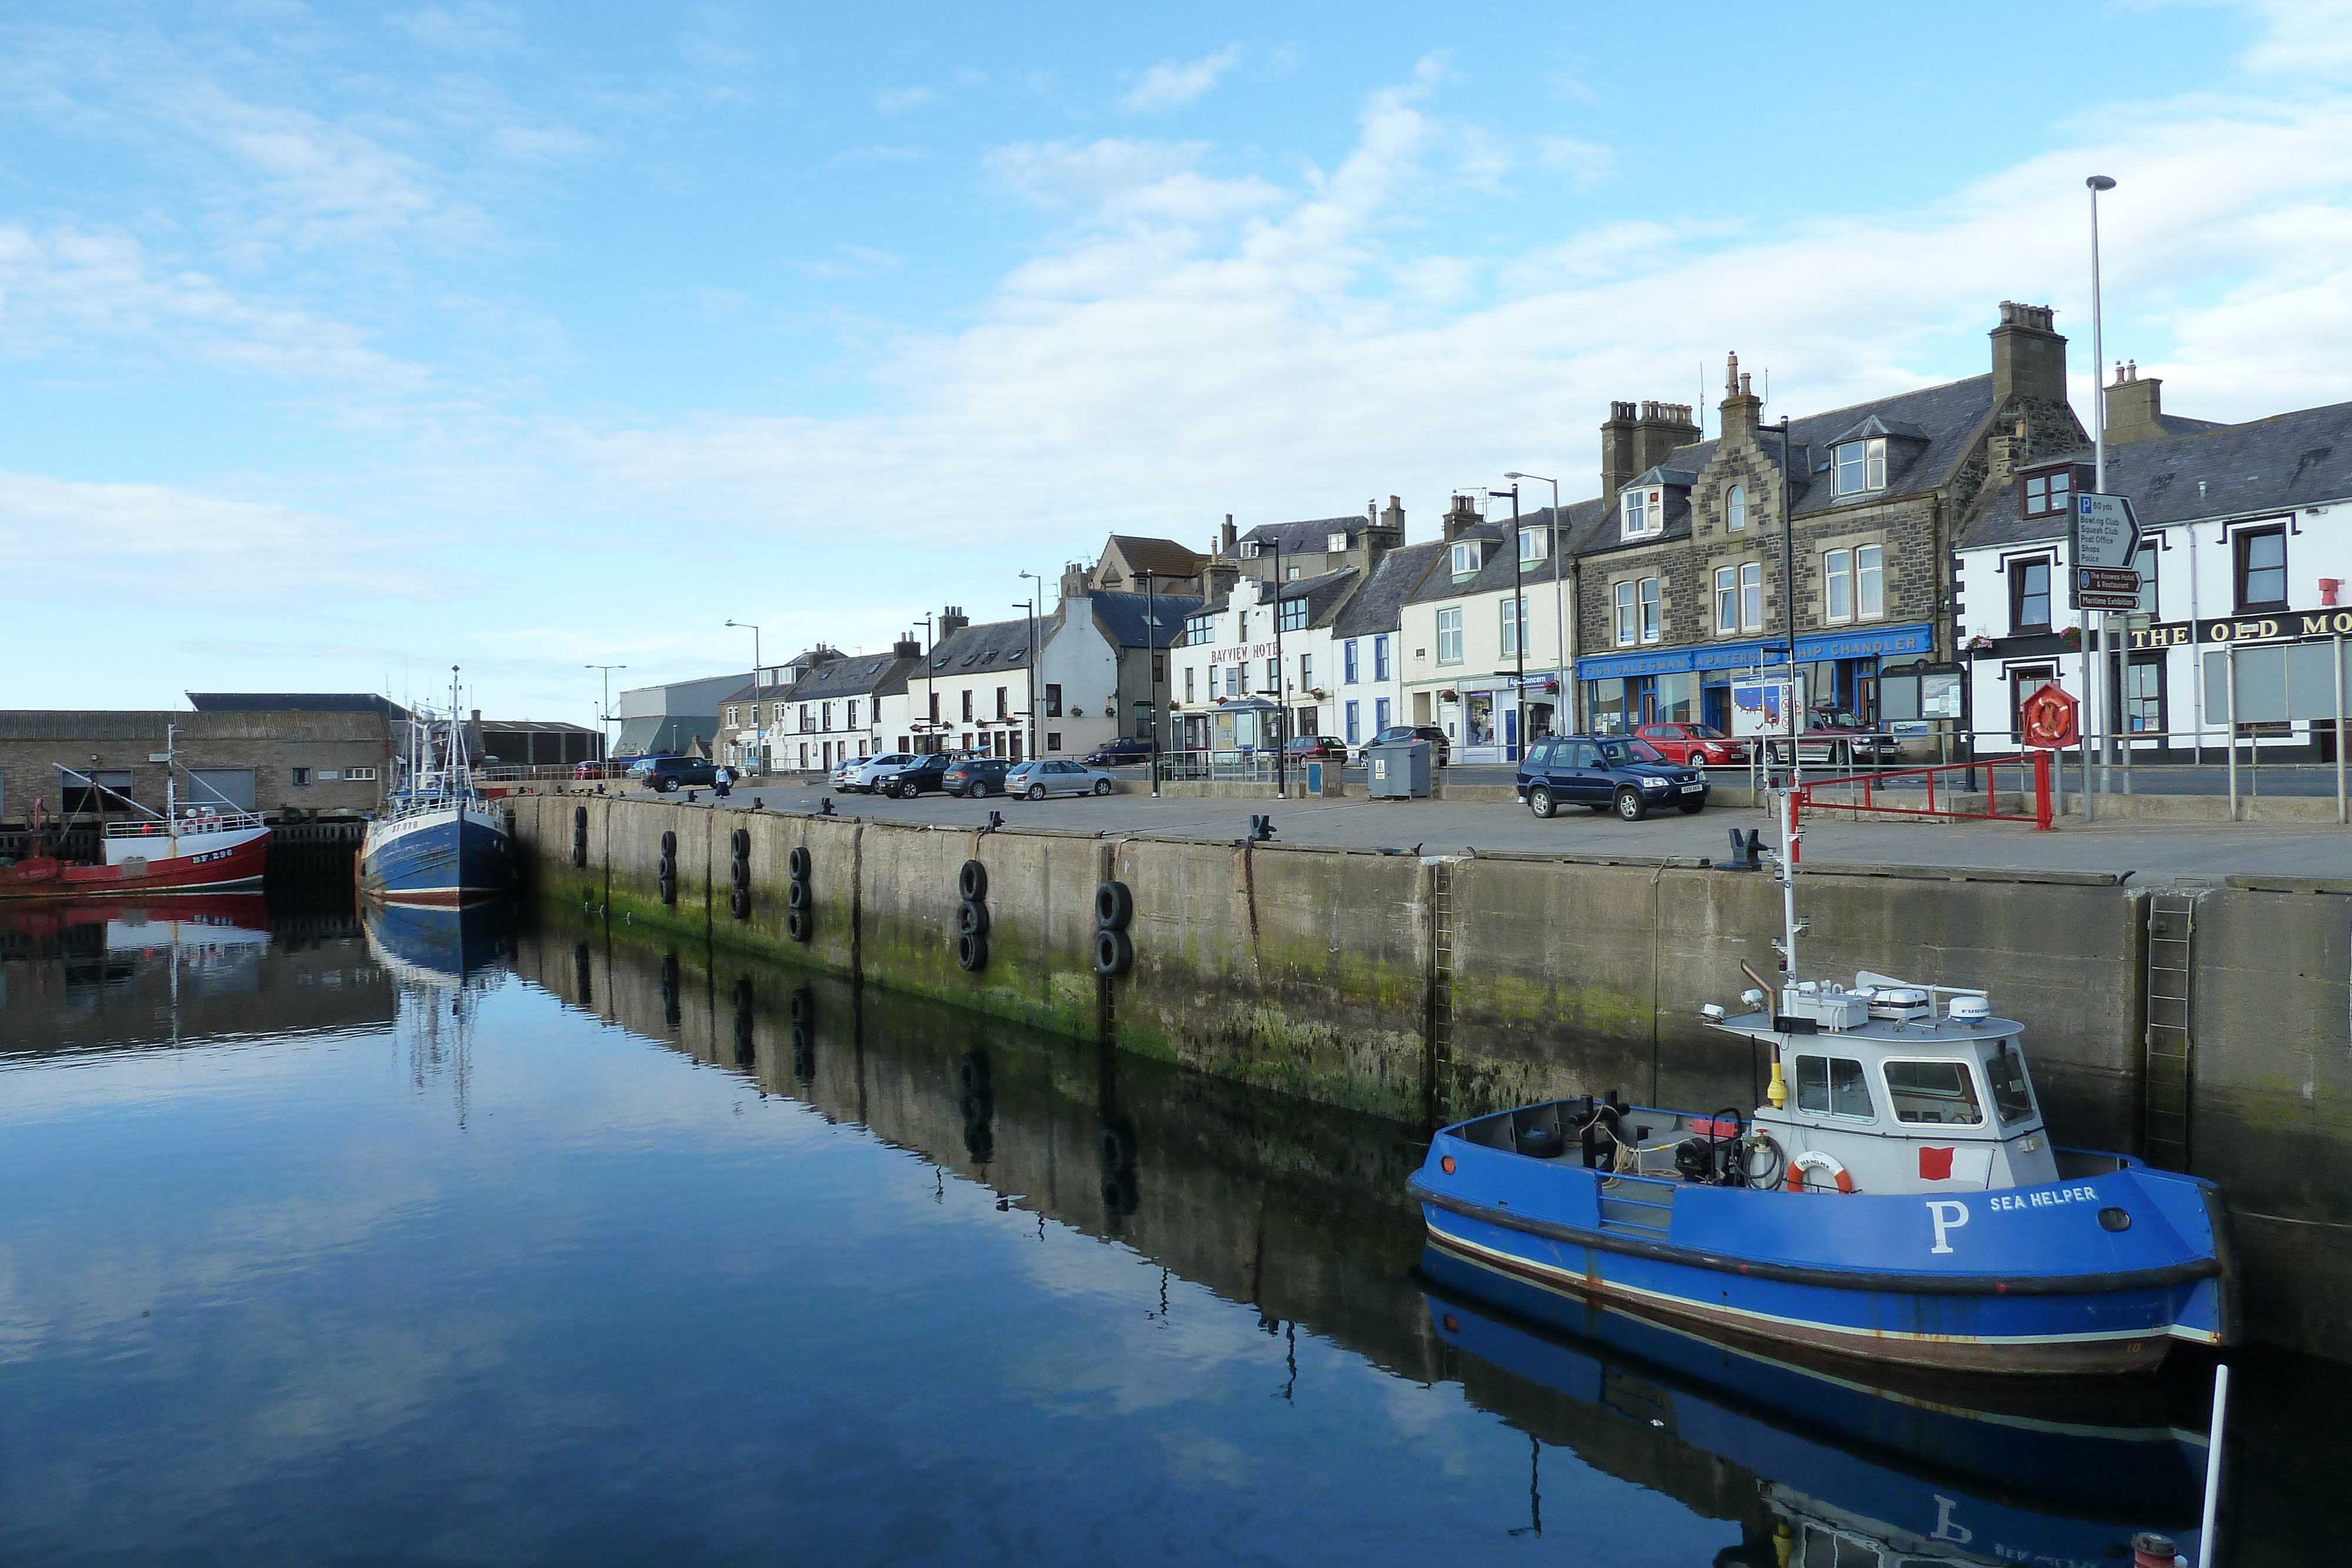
[1004, 758, 1117, 800]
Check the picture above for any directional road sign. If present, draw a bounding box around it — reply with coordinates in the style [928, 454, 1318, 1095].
[2074, 493, 2140, 569]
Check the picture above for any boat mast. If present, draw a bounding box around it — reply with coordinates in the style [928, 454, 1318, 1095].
[1778, 784, 1800, 991]
[165, 722, 176, 823]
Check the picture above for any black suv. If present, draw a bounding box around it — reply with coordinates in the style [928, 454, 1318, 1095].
[1084, 737, 1155, 766]
[878, 754, 956, 798]
[943, 757, 1011, 797]
[1516, 735, 1706, 821]
[1362, 724, 1451, 765]
[628, 755, 718, 793]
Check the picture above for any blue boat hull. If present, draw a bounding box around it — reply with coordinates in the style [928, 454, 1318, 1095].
[358, 804, 513, 905]
[1412, 1134, 2232, 1375]
[361, 898, 517, 980]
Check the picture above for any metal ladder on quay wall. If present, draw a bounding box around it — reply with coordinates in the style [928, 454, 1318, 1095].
[1430, 859, 1457, 1125]
[2142, 886, 2202, 1171]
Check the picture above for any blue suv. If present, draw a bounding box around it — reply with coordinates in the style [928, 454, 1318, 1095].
[1517, 735, 1707, 821]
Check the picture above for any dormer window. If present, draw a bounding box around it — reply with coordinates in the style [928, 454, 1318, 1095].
[1326, 531, 1348, 553]
[1620, 487, 1663, 539]
[2022, 466, 2074, 517]
[1835, 439, 1887, 497]
[1519, 527, 1546, 563]
[1239, 540, 1261, 558]
[1449, 540, 1483, 579]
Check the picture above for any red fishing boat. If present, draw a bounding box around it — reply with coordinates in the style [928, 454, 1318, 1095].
[0, 733, 272, 900]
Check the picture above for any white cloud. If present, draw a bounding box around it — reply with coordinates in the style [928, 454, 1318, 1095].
[1121, 45, 1242, 113]
[389, 4, 520, 55]
[0, 226, 429, 389]
[875, 85, 943, 113]
[0, 472, 462, 609]
[2236, 0, 2352, 75]
[1535, 135, 1613, 190]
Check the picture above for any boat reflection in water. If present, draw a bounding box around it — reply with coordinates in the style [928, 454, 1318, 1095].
[360, 897, 517, 989]
[1421, 1252, 2205, 1567]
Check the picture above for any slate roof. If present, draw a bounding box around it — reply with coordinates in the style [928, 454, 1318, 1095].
[1572, 374, 2003, 562]
[782, 651, 921, 703]
[1405, 505, 1612, 604]
[1332, 541, 1449, 637]
[1238, 516, 1367, 558]
[187, 692, 410, 719]
[1101, 535, 1206, 579]
[1272, 566, 1360, 627]
[1965, 399, 2352, 550]
[925, 616, 1038, 679]
[1086, 590, 1203, 648]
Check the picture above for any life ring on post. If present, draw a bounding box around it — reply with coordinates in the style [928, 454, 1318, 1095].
[2019, 683, 2080, 750]
[1785, 1150, 1857, 1193]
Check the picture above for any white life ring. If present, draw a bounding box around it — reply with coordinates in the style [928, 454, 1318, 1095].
[1785, 1149, 1857, 1194]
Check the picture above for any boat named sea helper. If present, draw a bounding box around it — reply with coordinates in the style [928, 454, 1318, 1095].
[358, 669, 513, 906]
[0, 727, 272, 900]
[1409, 791, 2234, 1376]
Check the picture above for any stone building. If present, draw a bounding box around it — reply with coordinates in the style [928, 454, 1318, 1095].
[0, 708, 393, 825]
[1566, 302, 2086, 737]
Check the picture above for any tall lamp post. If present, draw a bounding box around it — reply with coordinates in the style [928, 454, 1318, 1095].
[1777, 417, 1801, 793]
[1015, 577, 1041, 763]
[2086, 173, 2117, 817]
[1135, 569, 1166, 796]
[586, 663, 626, 762]
[1490, 483, 1526, 760]
[916, 612, 936, 754]
[1506, 471, 1565, 739]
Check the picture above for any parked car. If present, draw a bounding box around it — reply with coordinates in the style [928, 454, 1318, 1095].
[1516, 735, 1707, 822]
[833, 753, 919, 793]
[1083, 737, 1157, 767]
[1004, 758, 1118, 800]
[573, 759, 616, 780]
[1285, 735, 1348, 762]
[1635, 723, 1751, 766]
[943, 757, 1011, 798]
[1763, 719, 1900, 767]
[1359, 724, 1451, 766]
[877, 754, 958, 798]
[627, 755, 718, 793]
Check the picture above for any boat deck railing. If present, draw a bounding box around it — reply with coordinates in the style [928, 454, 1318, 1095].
[105, 811, 267, 840]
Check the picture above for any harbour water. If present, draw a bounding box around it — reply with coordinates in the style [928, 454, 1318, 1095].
[1, 892, 2343, 1565]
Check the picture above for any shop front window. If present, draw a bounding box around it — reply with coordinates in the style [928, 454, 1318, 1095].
[1655, 672, 1697, 724]
[1588, 678, 1627, 735]
[1466, 693, 1495, 746]
[2126, 654, 2166, 735]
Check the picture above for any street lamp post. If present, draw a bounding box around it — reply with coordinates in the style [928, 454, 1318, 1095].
[2086, 173, 2118, 815]
[1014, 594, 1039, 764]
[1506, 472, 1565, 740]
[586, 663, 626, 762]
[1778, 416, 1801, 794]
[1272, 536, 1287, 797]
[1491, 483, 1525, 760]
[1136, 570, 1165, 796]
[917, 612, 936, 755]
[723, 621, 760, 773]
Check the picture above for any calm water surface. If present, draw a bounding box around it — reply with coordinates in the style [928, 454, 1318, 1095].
[0, 894, 2341, 1566]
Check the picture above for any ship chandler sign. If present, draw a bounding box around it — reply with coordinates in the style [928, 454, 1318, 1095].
[2129, 610, 2352, 651]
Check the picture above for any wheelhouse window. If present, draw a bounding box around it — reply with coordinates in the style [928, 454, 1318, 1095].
[2022, 466, 2074, 517]
[1984, 1040, 2039, 1126]
[2235, 526, 2287, 613]
[2009, 557, 2052, 635]
[1436, 607, 1464, 664]
[1835, 438, 1887, 497]
[1795, 1055, 1875, 1119]
[1725, 484, 1746, 531]
[1883, 1059, 1985, 1126]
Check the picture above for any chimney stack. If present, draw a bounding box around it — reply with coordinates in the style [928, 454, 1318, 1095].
[2104, 360, 2171, 447]
[1603, 398, 1701, 498]
[893, 634, 922, 659]
[938, 606, 970, 638]
[1060, 562, 1087, 601]
[1442, 493, 1482, 541]
[1221, 514, 1237, 556]
[1990, 300, 2068, 406]
[1718, 350, 1763, 449]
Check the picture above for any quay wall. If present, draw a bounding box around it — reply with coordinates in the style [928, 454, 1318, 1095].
[513, 791, 2352, 1359]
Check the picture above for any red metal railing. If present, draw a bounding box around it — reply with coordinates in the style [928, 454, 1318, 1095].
[1791, 751, 2054, 832]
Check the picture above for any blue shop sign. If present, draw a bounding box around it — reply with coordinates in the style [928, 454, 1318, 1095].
[1578, 623, 1933, 683]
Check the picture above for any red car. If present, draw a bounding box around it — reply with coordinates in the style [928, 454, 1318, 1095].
[1284, 735, 1348, 762]
[1635, 723, 1749, 765]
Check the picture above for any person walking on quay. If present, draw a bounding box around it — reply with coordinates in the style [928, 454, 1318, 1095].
[713, 764, 734, 801]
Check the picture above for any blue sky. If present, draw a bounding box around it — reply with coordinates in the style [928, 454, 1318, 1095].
[3, 1, 2348, 723]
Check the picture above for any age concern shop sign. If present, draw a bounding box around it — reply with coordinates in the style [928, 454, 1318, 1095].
[2130, 610, 2352, 651]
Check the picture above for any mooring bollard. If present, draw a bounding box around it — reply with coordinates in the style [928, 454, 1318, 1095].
[2130, 1533, 2180, 1568]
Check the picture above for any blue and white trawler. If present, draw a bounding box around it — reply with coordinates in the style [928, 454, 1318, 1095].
[1409, 795, 2235, 1375]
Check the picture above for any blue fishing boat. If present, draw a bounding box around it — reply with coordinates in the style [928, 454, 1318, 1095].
[1409, 793, 2234, 1376]
[358, 668, 514, 906]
